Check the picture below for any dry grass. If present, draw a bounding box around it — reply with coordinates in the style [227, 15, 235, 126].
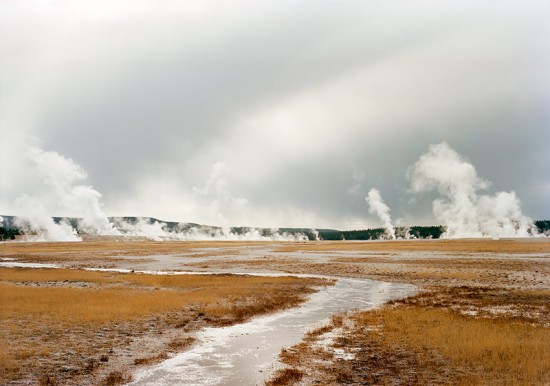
[266, 368, 304, 386]
[4, 239, 548, 269]
[99, 370, 132, 386]
[272, 287, 550, 385]
[1, 284, 198, 324]
[393, 286, 550, 326]
[0, 268, 325, 324]
[3, 238, 548, 257]
[0, 239, 268, 258]
[356, 307, 550, 384]
[0, 268, 328, 385]
[2, 238, 548, 385]
[276, 238, 550, 254]
[166, 337, 195, 351]
[0, 268, 120, 283]
[133, 352, 168, 366]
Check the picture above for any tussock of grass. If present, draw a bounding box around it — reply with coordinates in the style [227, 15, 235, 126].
[266, 368, 304, 385]
[99, 370, 132, 386]
[167, 337, 195, 351]
[38, 375, 58, 386]
[0, 343, 18, 380]
[134, 352, 168, 366]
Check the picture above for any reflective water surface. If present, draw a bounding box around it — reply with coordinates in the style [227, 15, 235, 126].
[131, 277, 416, 386]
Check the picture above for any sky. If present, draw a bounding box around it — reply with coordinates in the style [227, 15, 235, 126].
[1, 0, 549, 230]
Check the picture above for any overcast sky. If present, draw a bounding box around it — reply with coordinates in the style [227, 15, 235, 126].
[1, 0, 549, 229]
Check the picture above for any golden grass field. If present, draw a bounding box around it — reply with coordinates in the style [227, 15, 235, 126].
[1, 238, 549, 385]
[0, 266, 329, 385]
[271, 300, 550, 385]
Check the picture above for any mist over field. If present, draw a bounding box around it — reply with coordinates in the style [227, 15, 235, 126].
[1, 1, 548, 239]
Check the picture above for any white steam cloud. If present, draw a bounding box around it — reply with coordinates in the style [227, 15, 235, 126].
[10, 145, 311, 242]
[408, 142, 537, 238]
[366, 188, 396, 240]
[12, 145, 119, 241]
[187, 162, 310, 240]
[192, 162, 248, 236]
[112, 218, 310, 242]
[8, 139, 539, 242]
[14, 215, 80, 242]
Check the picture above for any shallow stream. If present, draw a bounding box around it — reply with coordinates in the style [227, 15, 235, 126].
[131, 277, 416, 386]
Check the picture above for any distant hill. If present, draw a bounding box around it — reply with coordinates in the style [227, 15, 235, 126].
[1, 215, 549, 241]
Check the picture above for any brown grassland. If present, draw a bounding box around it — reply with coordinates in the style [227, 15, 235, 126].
[263, 240, 550, 386]
[0, 266, 329, 385]
[1, 238, 549, 385]
[270, 287, 550, 385]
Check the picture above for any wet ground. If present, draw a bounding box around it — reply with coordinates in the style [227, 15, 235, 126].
[131, 277, 415, 386]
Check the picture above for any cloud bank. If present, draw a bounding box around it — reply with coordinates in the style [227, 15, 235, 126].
[1, 1, 548, 232]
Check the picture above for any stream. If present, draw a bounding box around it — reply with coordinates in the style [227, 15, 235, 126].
[131, 277, 416, 386]
[0, 259, 416, 384]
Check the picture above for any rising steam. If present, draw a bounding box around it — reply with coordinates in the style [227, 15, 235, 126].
[8, 140, 540, 242]
[366, 188, 396, 239]
[192, 162, 248, 236]
[112, 218, 310, 242]
[408, 142, 537, 238]
[13, 145, 119, 241]
[10, 146, 311, 242]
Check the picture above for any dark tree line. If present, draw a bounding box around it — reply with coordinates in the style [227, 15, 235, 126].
[0, 226, 20, 240]
[535, 220, 550, 234]
[314, 226, 444, 241]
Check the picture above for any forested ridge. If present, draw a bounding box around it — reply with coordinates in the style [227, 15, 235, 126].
[1, 216, 549, 241]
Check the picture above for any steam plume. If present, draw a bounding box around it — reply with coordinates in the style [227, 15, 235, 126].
[10, 148, 311, 242]
[366, 188, 396, 240]
[408, 142, 537, 238]
[112, 218, 310, 241]
[14, 214, 80, 242]
[193, 162, 248, 236]
[13, 145, 119, 241]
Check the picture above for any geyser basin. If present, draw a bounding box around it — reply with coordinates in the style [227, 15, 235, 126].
[131, 277, 416, 386]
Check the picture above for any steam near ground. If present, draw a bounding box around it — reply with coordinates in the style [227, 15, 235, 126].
[366, 189, 396, 240]
[4, 145, 312, 242]
[3, 142, 541, 242]
[360, 142, 538, 240]
[408, 143, 537, 238]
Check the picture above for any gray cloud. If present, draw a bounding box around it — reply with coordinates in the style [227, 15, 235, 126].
[1, 0, 548, 229]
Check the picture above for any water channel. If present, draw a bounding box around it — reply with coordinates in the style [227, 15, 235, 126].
[131, 276, 416, 386]
[0, 258, 416, 385]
